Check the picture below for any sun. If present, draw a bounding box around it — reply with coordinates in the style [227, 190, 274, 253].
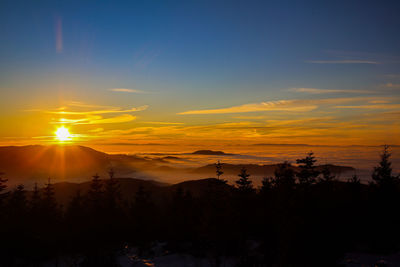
[55, 126, 72, 141]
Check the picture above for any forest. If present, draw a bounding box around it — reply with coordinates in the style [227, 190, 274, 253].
[0, 145, 399, 266]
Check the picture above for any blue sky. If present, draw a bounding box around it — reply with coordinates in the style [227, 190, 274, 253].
[0, 0, 399, 147]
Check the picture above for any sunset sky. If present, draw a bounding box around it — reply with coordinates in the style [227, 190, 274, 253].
[1, 0, 399, 150]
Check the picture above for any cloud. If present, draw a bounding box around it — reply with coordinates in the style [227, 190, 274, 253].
[88, 128, 104, 133]
[178, 100, 317, 115]
[335, 104, 400, 109]
[177, 97, 399, 115]
[306, 60, 379, 64]
[53, 114, 136, 125]
[291, 88, 374, 94]
[142, 121, 185, 125]
[382, 83, 400, 89]
[109, 88, 147, 93]
[48, 105, 148, 115]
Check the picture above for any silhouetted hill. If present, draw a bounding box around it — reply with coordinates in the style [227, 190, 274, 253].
[0, 145, 165, 185]
[0, 145, 355, 186]
[192, 150, 233, 155]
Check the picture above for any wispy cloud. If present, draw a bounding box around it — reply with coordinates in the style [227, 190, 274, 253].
[306, 60, 379, 64]
[142, 121, 185, 125]
[291, 88, 374, 94]
[335, 104, 400, 109]
[53, 114, 136, 125]
[178, 100, 317, 115]
[47, 105, 148, 115]
[382, 83, 400, 89]
[109, 88, 148, 93]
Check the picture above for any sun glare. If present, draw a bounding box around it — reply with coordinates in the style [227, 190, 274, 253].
[55, 126, 72, 141]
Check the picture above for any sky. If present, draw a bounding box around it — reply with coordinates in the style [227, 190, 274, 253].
[0, 0, 400, 150]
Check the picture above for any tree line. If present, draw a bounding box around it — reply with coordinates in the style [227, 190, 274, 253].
[0, 145, 399, 266]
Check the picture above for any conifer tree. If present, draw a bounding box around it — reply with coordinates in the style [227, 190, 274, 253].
[215, 161, 224, 180]
[7, 184, 28, 239]
[131, 184, 156, 247]
[0, 172, 8, 210]
[67, 189, 84, 218]
[42, 178, 57, 210]
[30, 182, 41, 213]
[8, 184, 27, 216]
[272, 161, 296, 189]
[372, 145, 399, 187]
[260, 177, 273, 195]
[235, 167, 254, 193]
[104, 169, 120, 211]
[296, 152, 320, 185]
[87, 173, 103, 208]
[41, 178, 60, 220]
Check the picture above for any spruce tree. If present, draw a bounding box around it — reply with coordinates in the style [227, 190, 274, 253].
[235, 167, 254, 193]
[104, 169, 120, 211]
[372, 145, 399, 187]
[87, 173, 103, 209]
[272, 161, 296, 189]
[30, 182, 41, 213]
[42, 178, 58, 211]
[8, 184, 27, 217]
[215, 161, 224, 180]
[41, 178, 60, 221]
[296, 152, 320, 185]
[0, 172, 8, 210]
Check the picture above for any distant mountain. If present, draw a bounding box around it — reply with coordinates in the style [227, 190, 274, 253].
[0, 145, 356, 186]
[192, 150, 233, 155]
[0, 145, 161, 186]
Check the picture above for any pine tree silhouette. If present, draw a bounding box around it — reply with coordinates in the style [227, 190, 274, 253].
[0, 172, 8, 209]
[42, 178, 58, 213]
[215, 160, 224, 180]
[30, 182, 41, 213]
[235, 167, 254, 193]
[272, 161, 296, 189]
[104, 169, 121, 211]
[131, 184, 157, 251]
[8, 184, 27, 218]
[296, 152, 320, 185]
[372, 145, 399, 187]
[87, 173, 104, 210]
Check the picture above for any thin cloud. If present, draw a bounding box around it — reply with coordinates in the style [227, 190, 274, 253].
[48, 105, 148, 115]
[177, 97, 395, 115]
[291, 88, 374, 94]
[142, 121, 185, 125]
[178, 100, 317, 115]
[53, 114, 136, 125]
[109, 88, 147, 93]
[306, 60, 379, 64]
[382, 83, 400, 89]
[335, 104, 400, 109]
